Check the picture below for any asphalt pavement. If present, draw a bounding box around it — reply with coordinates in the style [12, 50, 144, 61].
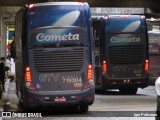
[0, 78, 157, 120]
[0, 78, 18, 119]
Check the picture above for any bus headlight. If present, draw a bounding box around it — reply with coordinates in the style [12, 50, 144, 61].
[155, 77, 160, 96]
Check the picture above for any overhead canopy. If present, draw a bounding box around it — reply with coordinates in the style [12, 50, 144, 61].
[0, 0, 159, 8]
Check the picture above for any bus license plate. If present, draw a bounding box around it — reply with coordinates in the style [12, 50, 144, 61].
[54, 97, 66, 102]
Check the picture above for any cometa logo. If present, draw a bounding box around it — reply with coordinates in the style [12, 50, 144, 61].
[110, 36, 141, 43]
[36, 33, 79, 42]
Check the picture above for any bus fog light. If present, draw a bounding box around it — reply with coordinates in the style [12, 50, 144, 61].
[25, 82, 31, 87]
[89, 79, 94, 85]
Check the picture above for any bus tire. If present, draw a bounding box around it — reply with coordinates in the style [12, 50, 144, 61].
[15, 80, 19, 95]
[127, 87, 138, 95]
[95, 88, 106, 94]
[79, 104, 89, 113]
[119, 87, 138, 95]
[22, 106, 29, 112]
[156, 108, 160, 120]
[0, 92, 2, 99]
[21, 101, 31, 112]
[119, 88, 127, 94]
[0, 88, 2, 99]
[18, 91, 27, 112]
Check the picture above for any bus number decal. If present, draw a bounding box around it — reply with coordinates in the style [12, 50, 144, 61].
[62, 76, 82, 83]
[39, 74, 59, 82]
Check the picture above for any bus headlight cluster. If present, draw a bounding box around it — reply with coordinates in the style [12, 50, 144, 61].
[26, 82, 31, 87]
[89, 79, 94, 86]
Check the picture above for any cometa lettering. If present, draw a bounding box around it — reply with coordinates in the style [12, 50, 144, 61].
[36, 33, 79, 42]
[110, 36, 141, 43]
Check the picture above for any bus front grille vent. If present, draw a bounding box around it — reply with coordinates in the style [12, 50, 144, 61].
[109, 45, 144, 64]
[33, 47, 85, 72]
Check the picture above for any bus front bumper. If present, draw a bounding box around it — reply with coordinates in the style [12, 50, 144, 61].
[23, 87, 95, 108]
[102, 76, 149, 89]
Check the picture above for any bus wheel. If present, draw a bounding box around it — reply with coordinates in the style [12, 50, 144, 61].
[119, 87, 138, 95]
[95, 88, 106, 94]
[79, 104, 89, 113]
[127, 87, 138, 95]
[0, 92, 2, 99]
[0, 87, 2, 99]
[156, 110, 160, 120]
[156, 117, 160, 120]
[21, 102, 31, 112]
[22, 106, 29, 112]
[119, 88, 127, 94]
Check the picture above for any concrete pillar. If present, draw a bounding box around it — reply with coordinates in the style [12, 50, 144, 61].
[1, 13, 6, 57]
[0, 12, 6, 57]
[0, 7, 20, 58]
[0, 14, 1, 57]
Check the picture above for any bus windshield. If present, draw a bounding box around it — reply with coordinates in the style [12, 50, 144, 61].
[108, 16, 142, 33]
[27, 5, 88, 48]
[27, 5, 87, 29]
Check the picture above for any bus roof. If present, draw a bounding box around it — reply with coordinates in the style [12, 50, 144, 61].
[28, 2, 87, 7]
[107, 15, 145, 19]
[102, 15, 146, 33]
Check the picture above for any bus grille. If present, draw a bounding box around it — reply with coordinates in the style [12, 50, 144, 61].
[109, 46, 144, 64]
[33, 47, 85, 72]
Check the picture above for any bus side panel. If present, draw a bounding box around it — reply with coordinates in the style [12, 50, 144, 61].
[15, 9, 24, 99]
